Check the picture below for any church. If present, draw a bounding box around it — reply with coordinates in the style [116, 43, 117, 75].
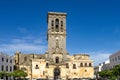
[14, 12, 94, 80]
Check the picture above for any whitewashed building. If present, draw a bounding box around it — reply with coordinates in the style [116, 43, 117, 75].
[109, 51, 120, 69]
[0, 52, 14, 80]
[101, 60, 110, 71]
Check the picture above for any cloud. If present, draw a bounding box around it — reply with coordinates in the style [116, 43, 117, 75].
[17, 27, 28, 34]
[0, 37, 47, 55]
[0, 43, 47, 55]
[89, 52, 111, 66]
[33, 38, 43, 44]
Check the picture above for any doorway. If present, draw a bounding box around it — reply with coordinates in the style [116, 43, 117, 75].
[54, 67, 60, 79]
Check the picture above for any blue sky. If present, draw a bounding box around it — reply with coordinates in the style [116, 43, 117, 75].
[0, 0, 120, 66]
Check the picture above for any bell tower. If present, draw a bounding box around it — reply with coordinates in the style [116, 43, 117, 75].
[47, 12, 67, 60]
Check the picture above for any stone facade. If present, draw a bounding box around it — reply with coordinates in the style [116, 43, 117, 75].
[14, 12, 94, 80]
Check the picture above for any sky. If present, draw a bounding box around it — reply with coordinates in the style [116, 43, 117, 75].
[0, 0, 120, 66]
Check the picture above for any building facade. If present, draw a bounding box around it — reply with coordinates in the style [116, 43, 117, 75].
[0, 52, 14, 80]
[109, 51, 120, 69]
[14, 12, 94, 80]
[94, 60, 110, 79]
[101, 60, 110, 71]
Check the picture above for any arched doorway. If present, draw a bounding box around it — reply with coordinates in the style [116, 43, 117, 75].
[55, 57, 59, 63]
[54, 67, 60, 79]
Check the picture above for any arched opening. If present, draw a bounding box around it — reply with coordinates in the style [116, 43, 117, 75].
[56, 57, 59, 63]
[89, 63, 92, 67]
[73, 64, 76, 69]
[66, 63, 69, 68]
[80, 63, 83, 67]
[61, 21, 63, 26]
[54, 67, 60, 79]
[51, 20, 54, 26]
[46, 63, 49, 68]
[85, 63, 87, 67]
[55, 19, 59, 32]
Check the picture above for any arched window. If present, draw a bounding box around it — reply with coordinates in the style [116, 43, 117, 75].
[35, 65, 39, 69]
[56, 57, 59, 63]
[46, 63, 49, 68]
[89, 63, 92, 67]
[66, 63, 69, 68]
[55, 19, 59, 32]
[85, 63, 87, 67]
[80, 63, 83, 67]
[51, 27, 54, 32]
[73, 64, 76, 69]
[61, 21, 63, 26]
[2, 65, 4, 71]
[51, 20, 54, 26]
[61, 26, 63, 32]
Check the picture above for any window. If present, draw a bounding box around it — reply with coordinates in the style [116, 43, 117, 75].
[113, 58, 114, 62]
[6, 59, 8, 62]
[55, 19, 59, 27]
[61, 21, 63, 26]
[73, 64, 76, 69]
[115, 57, 117, 62]
[66, 63, 69, 68]
[2, 57, 4, 61]
[51, 27, 54, 32]
[85, 63, 87, 67]
[6, 66, 8, 71]
[89, 63, 92, 67]
[1, 65, 4, 71]
[51, 20, 54, 26]
[55, 19, 59, 32]
[46, 63, 49, 68]
[35, 65, 39, 69]
[56, 57, 59, 63]
[61, 26, 63, 32]
[10, 66, 12, 71]
[10, 60, 12, 63]
[80, 63, 83, 67]
[24, 57, 27, 61]
[118, 56, 120, 60]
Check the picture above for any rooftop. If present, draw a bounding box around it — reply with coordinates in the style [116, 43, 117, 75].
[48, 12, 67, 16]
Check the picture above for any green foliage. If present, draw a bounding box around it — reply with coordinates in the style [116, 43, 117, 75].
[99, 70, 113, 78]
[112, 65, 120, 77]
[0, 70, 27, 79]
[13, 70, 28, 78]
[0, 71, 7, 77]
[99, 64, 120, 79]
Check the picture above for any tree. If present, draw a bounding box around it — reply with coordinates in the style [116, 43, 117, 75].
[12, 70, 28, 80]
[112, 65, 120, 78]
[99, 70, 115, 79]
[99, 65, 120, 80]
[0, 71, 7, 77]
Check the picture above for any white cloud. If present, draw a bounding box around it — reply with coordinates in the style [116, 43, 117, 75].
[0, 37, 47, 55]
[89, 52, 111, 66]
[0, 43, 47, 55]
[33, 38, 43, 44]
[17, 27, 28, 34]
